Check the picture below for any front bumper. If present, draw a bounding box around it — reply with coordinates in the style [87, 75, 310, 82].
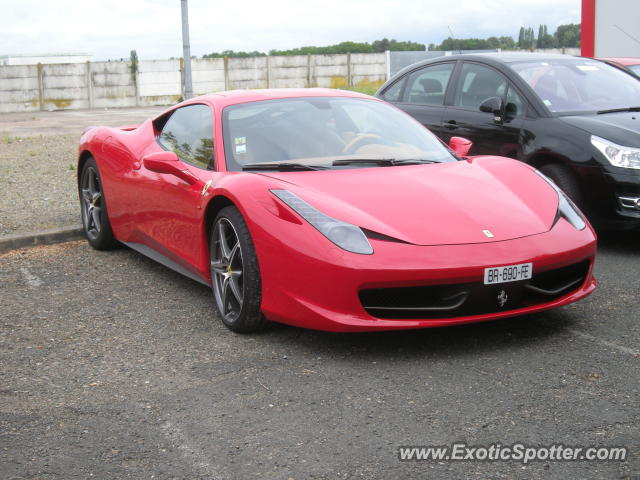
[256, 218, 597, 332]
[584, 166, 640, 230]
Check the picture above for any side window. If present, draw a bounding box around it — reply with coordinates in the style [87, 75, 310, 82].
[380, 78, 405, 102]
[158, 104, 214, 169]
[505, 85, 525, 117]
[402, 63, 455, 105]
[453, 63, 507, 111]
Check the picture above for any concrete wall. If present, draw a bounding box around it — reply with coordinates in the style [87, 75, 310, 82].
[0, 54, 93, 66]
[0, 65, 40, 112]
[0, 53, 388, 113]
[91, 61, 136, 109]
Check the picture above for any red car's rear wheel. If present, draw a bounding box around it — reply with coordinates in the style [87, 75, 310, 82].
[79, 157, 117, 250]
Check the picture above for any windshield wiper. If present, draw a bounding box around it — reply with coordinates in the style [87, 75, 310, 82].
[596, 106, 640, 115]
[242, 162, 328, 171]
[332, 158, 438, 167]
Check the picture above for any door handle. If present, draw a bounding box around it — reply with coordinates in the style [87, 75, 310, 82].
[444, 120, 458, 130]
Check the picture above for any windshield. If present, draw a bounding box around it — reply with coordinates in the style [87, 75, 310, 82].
[222, 97, 455, 171]
[510, 58, 640, 113]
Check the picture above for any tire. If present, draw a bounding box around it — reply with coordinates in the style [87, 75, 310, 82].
[209, 206, 267, 333]
[539, 163, 584, 209]
[79, 157, 118, 250]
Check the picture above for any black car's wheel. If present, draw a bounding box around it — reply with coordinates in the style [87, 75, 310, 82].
[210, 206, 267, 333]
[539, 163, 584, 209]
[79, 157, 117, 250]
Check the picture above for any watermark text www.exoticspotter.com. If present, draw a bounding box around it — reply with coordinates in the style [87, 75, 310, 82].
[398, 443, 628, 464]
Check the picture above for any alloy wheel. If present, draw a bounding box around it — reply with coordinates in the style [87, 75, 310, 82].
[80, 166, 103, 240]
[210, 218, 244, 323]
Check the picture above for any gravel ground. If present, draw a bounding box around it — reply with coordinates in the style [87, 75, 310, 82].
[0, 135, 79, 236]
[0, 238, 638, 479]
[0, 107, 164, 237]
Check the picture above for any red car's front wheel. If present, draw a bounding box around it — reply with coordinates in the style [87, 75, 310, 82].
[209, 206, 267, 333]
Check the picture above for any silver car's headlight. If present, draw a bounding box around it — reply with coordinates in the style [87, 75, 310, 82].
[591, 135, 640, 170]
[271, 189, 374, 254]
[535, 171, 586, 231]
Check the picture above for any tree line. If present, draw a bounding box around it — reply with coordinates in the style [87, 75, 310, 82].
[430, 23, 580, 51]
[202, 24, 580, 58]
[202, 39, 425, 58]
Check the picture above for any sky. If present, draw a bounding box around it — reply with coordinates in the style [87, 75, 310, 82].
[2, 0, 581, 60]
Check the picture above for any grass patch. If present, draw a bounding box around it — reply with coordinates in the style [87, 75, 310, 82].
[2, 135, 20, 144]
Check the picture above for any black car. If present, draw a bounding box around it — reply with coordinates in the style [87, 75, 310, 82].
[376, 53, 640, 230]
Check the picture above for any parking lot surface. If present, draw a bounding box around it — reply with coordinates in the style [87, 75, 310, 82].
[0, 107, 166, 138]
[1, 234, 638, 479]
[0, 107, 165, 236]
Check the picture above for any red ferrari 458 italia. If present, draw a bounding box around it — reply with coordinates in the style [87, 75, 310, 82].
[78, 88, 596, 332]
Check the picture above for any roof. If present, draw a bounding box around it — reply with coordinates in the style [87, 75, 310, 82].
[150, 88, 379, 119]
[452, 52, 581, 63]
[385, 52, 588, 83]
[192, 88, 375, 108]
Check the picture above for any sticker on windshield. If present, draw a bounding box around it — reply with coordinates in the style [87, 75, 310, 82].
[234, 136, 247, 154]
[543, 99, 552, 106]
[577, 65, 599, 71]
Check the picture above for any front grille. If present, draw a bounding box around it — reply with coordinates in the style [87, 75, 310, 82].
[359, 260, 590, 319]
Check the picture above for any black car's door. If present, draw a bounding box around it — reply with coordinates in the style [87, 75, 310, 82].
[441, 61, 526, 158]
[382, 62, 456, 138]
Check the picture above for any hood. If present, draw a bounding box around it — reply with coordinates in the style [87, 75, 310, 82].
[260, 157, 558, 246]
[561, 112, 640, 148]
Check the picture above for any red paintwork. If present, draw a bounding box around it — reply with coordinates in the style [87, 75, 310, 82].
[78, 88, 597, 332]
[582, 0, 596, 57]
[597, 57, 640, 68]
[448, 136, 472, 156]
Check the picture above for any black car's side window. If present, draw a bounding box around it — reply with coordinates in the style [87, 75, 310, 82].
[158, 104, 214, 170]
[402, 63, 455, 106]
[505, 85, 525, 118]
[453, 63, 508, 111]
[380, 78, 405, 102]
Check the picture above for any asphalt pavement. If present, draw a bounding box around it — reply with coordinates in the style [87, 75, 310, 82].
[1, 107, 638, 479]
[1, 233, 638, 480]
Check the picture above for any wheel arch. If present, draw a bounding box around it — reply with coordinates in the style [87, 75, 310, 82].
[527, 152, 584, 191]
[525, 152, 570, 170]
[204, 194, 237, 244]
[77, 150, 93, 185]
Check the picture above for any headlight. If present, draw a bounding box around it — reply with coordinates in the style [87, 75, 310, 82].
[535, 171, 586, 231]
[271, 189, 373, 254]
[591, 135, 640, 169]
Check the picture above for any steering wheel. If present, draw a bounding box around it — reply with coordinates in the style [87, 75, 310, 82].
[341, 133, 383, 154]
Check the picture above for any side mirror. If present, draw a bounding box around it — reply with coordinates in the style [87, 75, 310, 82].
[448, 136, 472, 157]
[142, 151, 198, 185]
[479, 96, 504, 114]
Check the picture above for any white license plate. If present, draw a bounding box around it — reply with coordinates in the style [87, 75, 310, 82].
[484, 263, 533, 285]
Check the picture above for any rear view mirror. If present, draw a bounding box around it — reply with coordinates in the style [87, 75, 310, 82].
[448, 136, 472, 157]
[142, 151, 198, 185]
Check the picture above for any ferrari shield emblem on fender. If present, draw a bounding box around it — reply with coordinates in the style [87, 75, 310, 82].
[497, 290, 508, 307]
[482, 229, 494, 238]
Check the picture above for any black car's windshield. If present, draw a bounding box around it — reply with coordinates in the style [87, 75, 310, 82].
[222, 97, 455, 171]
[628, 64, 640, 75]
[510, 58, 640, 114]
